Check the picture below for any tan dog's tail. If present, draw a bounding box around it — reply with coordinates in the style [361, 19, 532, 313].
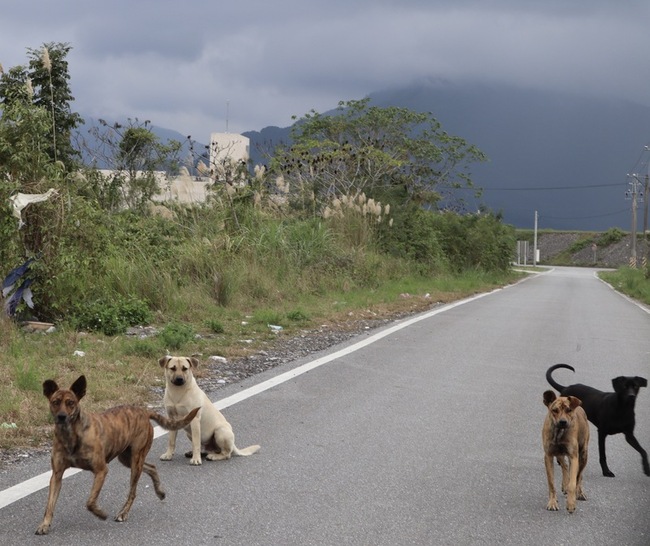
[150, 407, 200, 430]
[233, 444, 261, 457]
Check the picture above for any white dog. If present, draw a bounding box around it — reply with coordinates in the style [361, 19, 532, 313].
[159, 356, 260, 465]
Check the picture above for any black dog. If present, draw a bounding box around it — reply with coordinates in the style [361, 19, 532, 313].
[546, 363, 649, 477]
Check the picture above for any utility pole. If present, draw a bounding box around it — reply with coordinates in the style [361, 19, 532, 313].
[626, 174, 643, 268]
[533, 210, 538, 267]
[643, 174, 650, 236]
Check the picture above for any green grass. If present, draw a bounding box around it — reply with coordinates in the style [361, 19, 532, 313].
[599, 267, 650, 305]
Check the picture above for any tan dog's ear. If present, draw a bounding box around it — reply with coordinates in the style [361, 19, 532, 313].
[543, 390, 557, 407]
[43, 380, 59, 399]
[188, 356, 200, 369]
[567, 395, 582, 409]
[159, 355, 172, 368]
[70, 375, 87, 400]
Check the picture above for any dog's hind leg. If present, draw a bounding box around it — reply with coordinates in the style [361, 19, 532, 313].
[557, 456, 569, 494]
[624, 432, 650, 476]
[565, 455, 580, 513]
[598, 430, 615, 477]
[142, 461, 166, 500]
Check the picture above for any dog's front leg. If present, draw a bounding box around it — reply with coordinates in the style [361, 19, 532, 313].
[160, 429, 177, 461]
[35, 468, 64, 535]
[623, 432, 650, 476]
[189, 417, 202, 465]
[544, 454, 559, 511]
[86, 466, 109, 520]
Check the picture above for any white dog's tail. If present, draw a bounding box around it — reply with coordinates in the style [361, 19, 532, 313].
[233, 444, 261, 456]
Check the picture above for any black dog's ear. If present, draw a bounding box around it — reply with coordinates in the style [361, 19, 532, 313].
[70, 375, 87, 400]
[612, 376, 626, 392]
[43, 380, 59, 399]
[636, 377, 648, 388]
[543, 390, 557, 407]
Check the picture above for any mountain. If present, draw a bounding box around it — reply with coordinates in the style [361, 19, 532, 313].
[245, 81, 650, 231]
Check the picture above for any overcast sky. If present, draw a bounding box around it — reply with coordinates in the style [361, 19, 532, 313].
[2, 1, 649, 140]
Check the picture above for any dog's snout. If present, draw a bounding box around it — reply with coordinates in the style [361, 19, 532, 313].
[557, 419, 568, 429]
[56, 413, 67, 424]
[172, 377, 185, 386]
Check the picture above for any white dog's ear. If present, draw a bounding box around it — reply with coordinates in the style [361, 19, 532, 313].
[189, 356, 200, 369]
[159, 355, 172, 368]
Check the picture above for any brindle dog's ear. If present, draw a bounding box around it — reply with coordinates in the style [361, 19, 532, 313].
[70, 375, 87, 400]
[43, 380, 59, 399]
[189, 357, 200, 369]
[543, 390, 557, 407]
[567, 396, 582, 409]
[159, 355, 172, 368]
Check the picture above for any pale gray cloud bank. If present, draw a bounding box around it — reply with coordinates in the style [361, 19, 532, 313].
[1, 0, 649, 140]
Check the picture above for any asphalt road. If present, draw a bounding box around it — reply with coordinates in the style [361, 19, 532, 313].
[1, 266, 649, 545]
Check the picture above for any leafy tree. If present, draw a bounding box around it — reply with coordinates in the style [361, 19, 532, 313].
[26, 42, 83, 167]
[270, 98, 486, 214]
[82, 118, 183, 211]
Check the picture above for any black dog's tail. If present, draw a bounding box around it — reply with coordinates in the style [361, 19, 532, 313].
[546, 363, 575, 392]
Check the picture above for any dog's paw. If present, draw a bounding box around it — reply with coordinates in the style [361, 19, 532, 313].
[577, 492, 587, 501]
[87, 505, 108, 520]
[189, 457, 203, 465]
[159, 452, 173, 461]
[546, 500, 559, 511]
[35, 524, 50, 535]
[566, 502, 576, 514]
[603, 469, 615, 478]
[643, 462, 650, 476]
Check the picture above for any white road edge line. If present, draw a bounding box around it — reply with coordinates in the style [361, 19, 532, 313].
[0, 286, 507, 511]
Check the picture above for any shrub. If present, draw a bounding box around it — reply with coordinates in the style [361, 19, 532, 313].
[70, 296, 152, 336]
[205, 319, 225, 334]
[158, 321, 195, 350]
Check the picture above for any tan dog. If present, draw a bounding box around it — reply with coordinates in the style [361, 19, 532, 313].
[36, 375, 199, 535]
[159, 355, 260, 465]
[542, 390, 589, 513]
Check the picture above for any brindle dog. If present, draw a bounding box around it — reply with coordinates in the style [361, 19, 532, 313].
[36, 375, 199, 535]
[542, 390, 590, 514]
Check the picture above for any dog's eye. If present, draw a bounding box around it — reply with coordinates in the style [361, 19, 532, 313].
[66, 400, 75, 408]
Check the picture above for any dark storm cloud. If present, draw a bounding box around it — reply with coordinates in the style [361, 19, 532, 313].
[2, 0, 650, 139]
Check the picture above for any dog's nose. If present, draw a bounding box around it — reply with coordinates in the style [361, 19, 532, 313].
[56, 413, 67, 424]
[172, 377, 185, 386]
[557, 419, 568, 428]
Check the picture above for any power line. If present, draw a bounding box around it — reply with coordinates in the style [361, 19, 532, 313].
[479, 182, 622, 191]
[542, 208, 629, 220]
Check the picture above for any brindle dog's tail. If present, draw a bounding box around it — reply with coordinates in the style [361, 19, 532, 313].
[546, 363, 575, 392]
[150, 407, 199, 430]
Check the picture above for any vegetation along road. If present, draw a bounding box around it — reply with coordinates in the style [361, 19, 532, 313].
[0, 266, 648, 545]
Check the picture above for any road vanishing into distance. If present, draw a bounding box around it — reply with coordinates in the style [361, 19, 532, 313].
[1, 266, 649, 545]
